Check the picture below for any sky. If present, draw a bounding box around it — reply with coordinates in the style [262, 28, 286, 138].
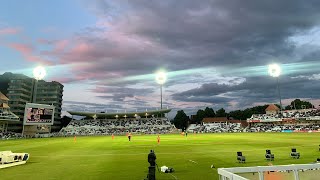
[1, 0, 320, 118]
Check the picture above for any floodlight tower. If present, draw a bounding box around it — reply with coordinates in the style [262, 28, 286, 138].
[268, 64, 282, 113]
[155, 71, 167, 110]
[32, 66, 46, 103]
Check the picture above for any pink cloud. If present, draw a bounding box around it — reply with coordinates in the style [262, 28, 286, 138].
[8, 43, 53, 65]
[54, 39, 69, 52]
[50, 76, 85, 84]
[37, 28, 167, 83]
[9, 9, 168, 84]
[9, 43, 33, 54]
[70, 42, 91, 55]
[0, 27, 20, 35]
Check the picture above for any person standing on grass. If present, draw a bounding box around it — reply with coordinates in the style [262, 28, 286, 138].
[157, 135, 160, 144]
[112, 134, 114, 140]
[128, 132, 132, 141]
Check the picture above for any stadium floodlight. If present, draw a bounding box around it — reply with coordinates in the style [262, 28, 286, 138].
[268, 63, 282, 112]
[268, 64, 281, 77]
[32, 66, 46, 103]
[155, 71, 167, 110]
[155, 71, 167, 85]
[33, 66, 46, 80]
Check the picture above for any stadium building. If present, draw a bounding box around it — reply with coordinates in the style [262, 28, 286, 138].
[62, 108, 175, 135]
[247, 104, 320, 132]
[0, 72, 64, 132]
[0, 91, 19, 133]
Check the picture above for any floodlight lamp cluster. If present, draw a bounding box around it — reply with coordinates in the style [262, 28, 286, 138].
[268, 64, 281, 77]
[33, 66, 46, 80]
[155, 71, 167, 85]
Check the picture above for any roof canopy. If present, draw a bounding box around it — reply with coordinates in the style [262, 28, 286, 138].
[0, 92, 9, 101]
[0, 103, 10, 109]
[265, 104, 280, 111]
[68, 109, 172, 119]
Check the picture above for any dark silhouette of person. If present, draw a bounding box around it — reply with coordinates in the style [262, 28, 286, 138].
[148, 150, 156, 166]
[146, 150, 157, 180]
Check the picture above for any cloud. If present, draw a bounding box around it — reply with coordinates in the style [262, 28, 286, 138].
[92, 86, 155, 101]
[7, 0, 320, 114]
[172, 75, 320, 110]
[8, 43, 53, 65]
[0, 27, 20, 35]
[42, 0, 320, 84]
[292, 74, 320, 80]
[63, 100, 123, 112]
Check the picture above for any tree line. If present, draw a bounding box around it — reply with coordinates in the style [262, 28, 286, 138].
[172, 99, 317, 130]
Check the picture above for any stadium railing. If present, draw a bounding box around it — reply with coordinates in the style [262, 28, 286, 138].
[218, 163, 320, 180]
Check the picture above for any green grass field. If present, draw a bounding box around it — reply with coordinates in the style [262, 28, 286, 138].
[0, 133, 319, 180]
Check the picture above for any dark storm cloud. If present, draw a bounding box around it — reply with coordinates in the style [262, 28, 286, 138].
[62, 100, 123, 112]
[81, 0, 320, 110]
[32, 0, 320, 112]
[93, 86, 155, 101]
[63, 100, 122, 108]
[172, 75, 320, 109]
[88, 0, 320, 67]
[70, 0, 320, 77]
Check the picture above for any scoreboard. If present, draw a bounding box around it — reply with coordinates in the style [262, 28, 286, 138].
[23, 103, 55, 125]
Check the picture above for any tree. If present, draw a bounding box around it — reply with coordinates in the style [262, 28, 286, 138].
[204, 107, 215, 117]
[195, 109, 206, 123]
[228, 110, 244, 120]
[250, 105, 269, 114]
[173, 110, 189, 130]
[216, 108, 227, 117]
[285, 99, 314, 110]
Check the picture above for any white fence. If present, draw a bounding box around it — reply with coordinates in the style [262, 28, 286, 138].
[218, 163, 320, 180]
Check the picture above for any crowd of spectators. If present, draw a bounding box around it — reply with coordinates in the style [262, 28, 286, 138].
[187, 122, 320, 133]
[187, 123, 243, 133]
[248, 109, 320, 121]
[247, 124, 320, 132]
[60, 118, 176, 136]
[0, 132, 22, 139]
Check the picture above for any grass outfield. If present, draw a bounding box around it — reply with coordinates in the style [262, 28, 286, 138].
[0, 133, 319, 180]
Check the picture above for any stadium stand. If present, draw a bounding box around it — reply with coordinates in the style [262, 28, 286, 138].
[187, 122, 243, 133]
[0, 132, 22, 139]
[187, 118, 245, 133]
[186, 105, 320, 134]
[248, 124, 320, 132]
[247, 107, 320, 122]
[0, 91, 19, 136]
[60, 118, 176, 136]
[0, 92, 19, 123]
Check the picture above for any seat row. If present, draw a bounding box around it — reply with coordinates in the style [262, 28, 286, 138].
[237, 148, 302, 163]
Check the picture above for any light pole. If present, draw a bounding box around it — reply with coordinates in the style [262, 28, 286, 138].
[32, 66, 46, 103]
[23, 66, 46, 136]
[268, 64, 282, 113]
[155, 71, 167, 110]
